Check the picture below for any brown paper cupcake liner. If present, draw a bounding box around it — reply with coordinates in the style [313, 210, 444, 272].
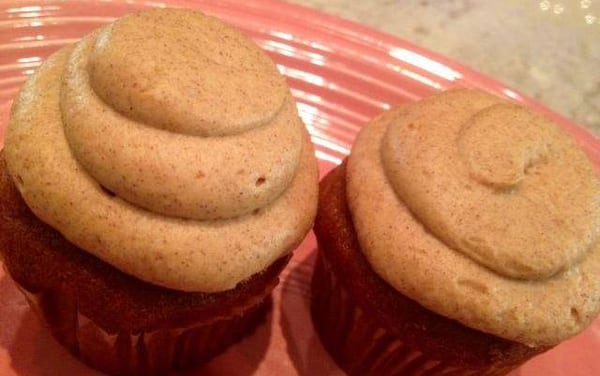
[311, 247, 518, 376]
[15, 281, 271, 376]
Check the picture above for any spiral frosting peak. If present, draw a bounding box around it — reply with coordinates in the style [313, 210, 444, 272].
[347, 89, 600, 346]
[5, 8, 318, 292]
[61, 9, 300, 220]
[88, 9, 288, 136]
[458, 103, 552, 189]
[381, 90, 600, 280]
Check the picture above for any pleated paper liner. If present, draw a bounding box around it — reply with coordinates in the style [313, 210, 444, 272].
[14, 280, 273, 376]
[311, 248, 527, 376]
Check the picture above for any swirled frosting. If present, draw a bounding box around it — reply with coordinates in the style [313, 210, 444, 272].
[347, 89, 600, 346]
[4, 9, 318, 292]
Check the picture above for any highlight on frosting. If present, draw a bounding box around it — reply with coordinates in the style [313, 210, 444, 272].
[4, 9, 318, 292]
[346, 89, 600, 346]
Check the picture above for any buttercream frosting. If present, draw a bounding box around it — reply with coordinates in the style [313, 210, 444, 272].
[346, 89, 600, 346]
[4, 9, 318, 293]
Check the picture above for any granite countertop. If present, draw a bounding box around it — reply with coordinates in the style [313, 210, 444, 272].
[286, 0, 600, 136]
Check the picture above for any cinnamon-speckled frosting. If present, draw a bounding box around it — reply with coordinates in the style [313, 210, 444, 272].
[346, 89, 600, 347]
[4, 9, 318, 292]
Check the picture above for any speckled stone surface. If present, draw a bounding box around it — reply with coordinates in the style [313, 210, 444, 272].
[287, 0, 600, 136]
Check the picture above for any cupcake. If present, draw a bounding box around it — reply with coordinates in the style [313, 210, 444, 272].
[0, 8, 318, 375]
[311, 89, 600, 375]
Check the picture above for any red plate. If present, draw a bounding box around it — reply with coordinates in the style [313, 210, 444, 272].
[0, 1, 599, 375]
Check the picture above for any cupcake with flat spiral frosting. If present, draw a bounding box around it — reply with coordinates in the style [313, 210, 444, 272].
[351, 89, 600, 346]
[312, 89, 600, 375]
[0, 8, 317, 374]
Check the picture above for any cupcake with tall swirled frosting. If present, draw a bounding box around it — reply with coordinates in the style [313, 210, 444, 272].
[311, 89, 600, 375]
[0, 8, 318, 375]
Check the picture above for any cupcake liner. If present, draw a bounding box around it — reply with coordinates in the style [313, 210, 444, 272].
[15, 280, 271, 375]
[311, 247, 519, 376]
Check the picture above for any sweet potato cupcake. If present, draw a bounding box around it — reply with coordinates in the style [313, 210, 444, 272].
[312, 89, 600, 375]
[0, 8, 318, 375]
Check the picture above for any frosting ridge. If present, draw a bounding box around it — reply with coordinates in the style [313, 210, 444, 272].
[87, 10, 288, 136]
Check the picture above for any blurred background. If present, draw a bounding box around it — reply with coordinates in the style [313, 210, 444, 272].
[288, 0, 600, 135]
